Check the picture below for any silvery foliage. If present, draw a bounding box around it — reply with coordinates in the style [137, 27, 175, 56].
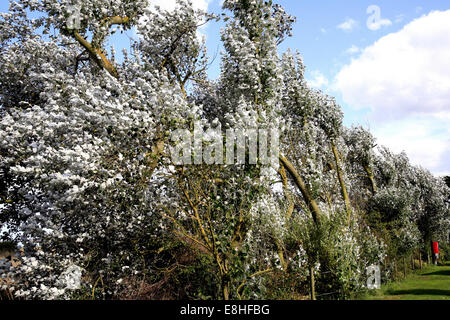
[0, 0, 447, 300]
[343, 126, 377, 194]
[156, 0, 297, 297]
[217, 0, 300, 278]
[57, 264, 82, 290]
[136, 0, 214, 90]
[279, 49, 348, 213]
[344, 126, 376, 169]
[369, 147, 449, 258]
[0, 0, 200, 299]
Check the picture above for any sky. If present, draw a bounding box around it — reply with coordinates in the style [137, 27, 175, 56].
[1, 0, 449, 176]
[203, 0, 450, 177]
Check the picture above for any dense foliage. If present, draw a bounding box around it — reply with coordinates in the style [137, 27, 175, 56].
[0, 0, 449, 300]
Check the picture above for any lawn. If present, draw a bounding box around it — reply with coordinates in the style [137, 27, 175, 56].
[361, 261, 450, 300]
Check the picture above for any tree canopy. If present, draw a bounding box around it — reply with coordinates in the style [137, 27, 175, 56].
[0, 0, 448, 300]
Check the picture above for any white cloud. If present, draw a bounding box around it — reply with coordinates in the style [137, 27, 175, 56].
[335, 10, 450, 118]
[307, 70, 329, 89]
[373, 118, 450, 176]
[345, 45, 360, 55]
[335, 10, 450, 175]
[337, 18, 357, 32]
[394, 14, 405, 24]
[367, 17, 392, 31]
[320, 28, 327, 34]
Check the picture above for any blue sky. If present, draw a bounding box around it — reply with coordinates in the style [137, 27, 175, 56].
[262, 1, 450, 176]
[157, 0, 450, 176]
[1, 0, 449, 176]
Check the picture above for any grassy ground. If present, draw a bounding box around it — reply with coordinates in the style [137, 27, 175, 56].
[361, 261, 450, 300]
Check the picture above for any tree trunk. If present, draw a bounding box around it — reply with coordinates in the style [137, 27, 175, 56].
[276, 239, 288, 272]
[394, 260, 398, 278]
[403, 257, 407, 277]
[222, 278, 230, 300]
[331, 143, 351, 225]
[419, 251, 422, 269]
[430, 241, 437, 265]
[280, 155, 321, 224]
[72, 31, 120, 78]
[411, 254, 415, 270]
[363, 164, 377, 195]
[309, 266, 316, 301]
[278, 164, 295, 219]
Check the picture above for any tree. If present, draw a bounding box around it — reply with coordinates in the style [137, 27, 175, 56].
[0, 0, 203, 299]
[0, 0, 448, 300]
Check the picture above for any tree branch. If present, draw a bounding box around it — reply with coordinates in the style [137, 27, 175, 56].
[279, 155, 321, 224]
[71, 31, 119, 78]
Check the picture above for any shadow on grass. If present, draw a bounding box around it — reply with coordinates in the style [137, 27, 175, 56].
[421, 269, 450, 277]
[386, 288, 450, 297]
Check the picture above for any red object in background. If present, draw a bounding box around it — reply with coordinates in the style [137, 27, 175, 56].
[433, 242, 439, 254]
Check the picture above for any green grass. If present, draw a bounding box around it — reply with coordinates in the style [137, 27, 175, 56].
[360, 262, 450, 300]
